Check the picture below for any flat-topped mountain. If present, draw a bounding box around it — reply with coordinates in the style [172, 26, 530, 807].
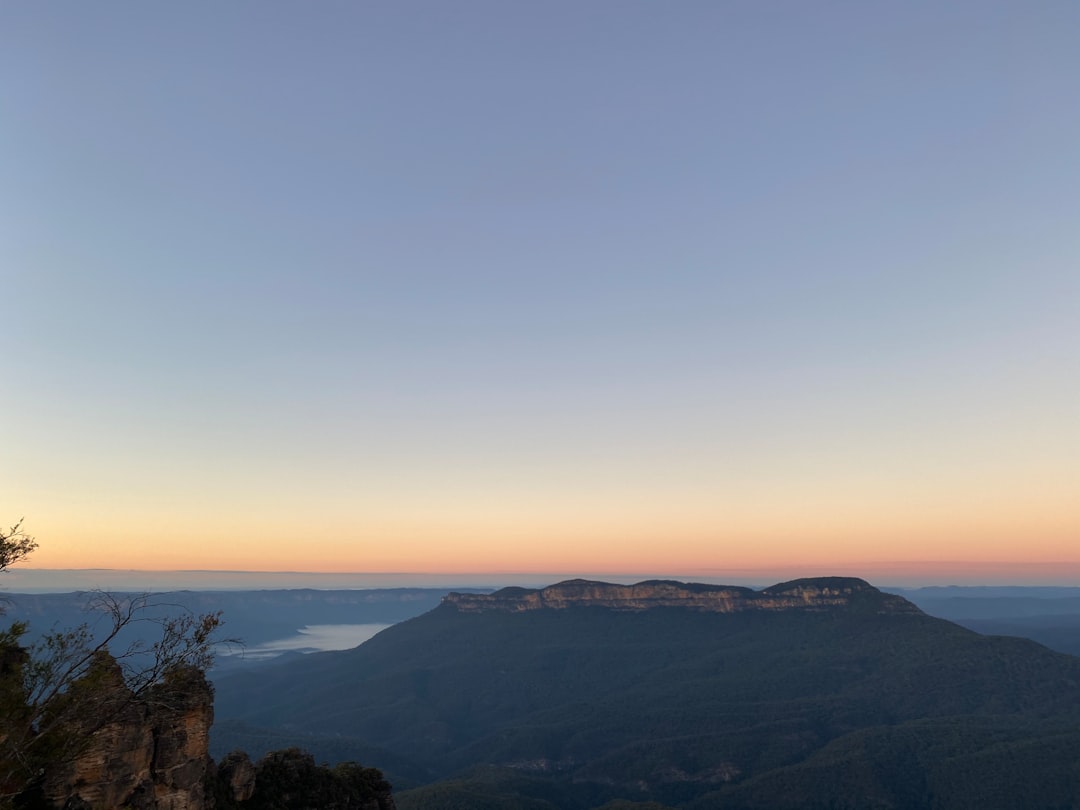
[443, 576, 921, 614]
[212, 577, 1080, 809]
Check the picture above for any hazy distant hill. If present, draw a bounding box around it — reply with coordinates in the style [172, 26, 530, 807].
[212, 578, 1080, 809]
[896, 586, 1080, 657]
[0, 588, 488, 669]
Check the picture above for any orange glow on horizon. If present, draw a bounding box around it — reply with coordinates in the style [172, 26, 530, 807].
[12, 450, 1079, 583]
[21, 516, 1080, 580]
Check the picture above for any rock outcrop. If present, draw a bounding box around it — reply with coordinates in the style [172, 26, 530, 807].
[443, 576, 921, 615]
[28, 655, 396, 809]
[40, 654, 214, 810]
[215, 751, 257, 803]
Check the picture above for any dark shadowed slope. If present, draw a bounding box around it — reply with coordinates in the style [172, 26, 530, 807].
[212, 578, 1080, 809]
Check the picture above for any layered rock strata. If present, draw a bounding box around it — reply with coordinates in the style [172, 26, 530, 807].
[443, 577, 921, 615]
[41, 655, 214, 810]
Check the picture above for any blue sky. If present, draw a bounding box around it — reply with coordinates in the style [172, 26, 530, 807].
[2, 2, 1078, 580]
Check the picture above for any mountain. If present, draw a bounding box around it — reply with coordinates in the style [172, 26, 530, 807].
[211, 577, 1080, 809]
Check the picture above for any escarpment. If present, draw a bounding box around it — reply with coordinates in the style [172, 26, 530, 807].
[443, 576, 921, 615]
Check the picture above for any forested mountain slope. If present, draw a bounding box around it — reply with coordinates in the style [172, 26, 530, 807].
[213, 578, 1080, 809]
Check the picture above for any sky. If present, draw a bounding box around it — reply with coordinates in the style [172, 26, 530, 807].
[2, 2, 1078, 585]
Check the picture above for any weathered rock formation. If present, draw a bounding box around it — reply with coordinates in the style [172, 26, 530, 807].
[40, 654, 214, 810]
[15, 651, 395, 809]
[215, 751, 257, 804]
[443, 576, 921, 615]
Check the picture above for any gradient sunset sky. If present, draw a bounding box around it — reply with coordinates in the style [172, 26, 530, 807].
[3, 2, 1078, 583]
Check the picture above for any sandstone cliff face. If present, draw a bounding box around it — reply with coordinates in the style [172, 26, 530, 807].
[443, 577, 921, 615]
[216, 751, 257, 803]
[41, 657, 214, 810]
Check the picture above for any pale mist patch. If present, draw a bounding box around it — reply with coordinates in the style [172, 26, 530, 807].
[223, 624, 391, 660]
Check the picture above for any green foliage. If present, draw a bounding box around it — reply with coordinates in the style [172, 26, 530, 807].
[397, 782, 558, 810]
[214, 748, 393, 810]
[395, 766, 573, 810]
[690, 717, 1080, 809]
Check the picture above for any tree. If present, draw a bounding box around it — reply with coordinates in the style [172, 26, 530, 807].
[0, 520, 36, 576]
[0, 521, 228, 804]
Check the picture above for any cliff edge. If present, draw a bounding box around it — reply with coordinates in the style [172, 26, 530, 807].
[38, 654, 214, 810]
[443, 576, 921, 615]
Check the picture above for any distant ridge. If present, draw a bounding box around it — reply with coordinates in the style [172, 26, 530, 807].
[442, 576, 922, 614]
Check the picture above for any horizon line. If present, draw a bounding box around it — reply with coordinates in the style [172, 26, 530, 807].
[11, 561, 1080, 575]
